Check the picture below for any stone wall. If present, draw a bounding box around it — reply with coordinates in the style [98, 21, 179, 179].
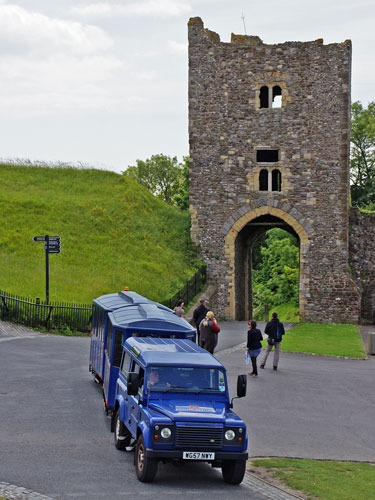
[188, 17, 360, 323]
[349, 208, 375, 323]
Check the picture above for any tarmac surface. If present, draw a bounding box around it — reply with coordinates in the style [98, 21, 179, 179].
[1, 319, 374, 499]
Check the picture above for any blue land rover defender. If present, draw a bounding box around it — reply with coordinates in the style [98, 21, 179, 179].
[111, 337, 248, 484]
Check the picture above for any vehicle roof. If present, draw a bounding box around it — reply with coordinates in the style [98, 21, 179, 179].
[108, 304, 195, 333]
[93, 290, 171, 313]
[125, 337, 224, 368]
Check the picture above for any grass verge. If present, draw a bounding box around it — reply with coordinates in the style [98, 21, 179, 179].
[261, 323, 365, 358]
[251, 458, 375, 500]
[269, 303, 299, 322]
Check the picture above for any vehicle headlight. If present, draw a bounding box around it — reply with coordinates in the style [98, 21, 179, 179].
[225, 429, 235, 440]
[161, 427, 172, 439]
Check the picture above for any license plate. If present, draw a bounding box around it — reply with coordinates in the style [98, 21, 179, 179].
[183, 451, 215, 460]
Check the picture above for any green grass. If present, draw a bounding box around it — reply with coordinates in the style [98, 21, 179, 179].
[269, 303, 299, 322]
[251, 458, 375, 500]
[0, 163, 201, 304]
[261, 322, 365, 358]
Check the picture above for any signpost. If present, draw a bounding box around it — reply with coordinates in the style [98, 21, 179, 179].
[32, 235, 61, 303]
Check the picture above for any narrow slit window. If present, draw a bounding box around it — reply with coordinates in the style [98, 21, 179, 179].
[259, 86, 269, 108]
[256, 149, 279, 162]
[272, 169, 282, 191]
[259, 169, 268, 191]
[272, 85, 282, 108]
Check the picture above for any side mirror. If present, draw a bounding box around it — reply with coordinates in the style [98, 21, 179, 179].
[127, 372, 140, 396]
[237, 374, 247, 398]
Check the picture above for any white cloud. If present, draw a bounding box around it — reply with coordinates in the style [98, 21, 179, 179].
[0, 4, 113, 55]
[167, 40, 187, 54]
[0, 54, 129, 114]
[71, 0, 192, 18]
[0, 4, 138, 116]
[137, 70, 158, 81]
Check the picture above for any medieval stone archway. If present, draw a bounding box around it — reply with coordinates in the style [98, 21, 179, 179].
[223, 206, 309, 320]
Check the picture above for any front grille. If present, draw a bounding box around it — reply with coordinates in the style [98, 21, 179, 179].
[175, 426, 223, 448]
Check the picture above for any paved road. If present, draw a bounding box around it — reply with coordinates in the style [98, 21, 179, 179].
[0, 322, 298, 500]
[1, 320, 374, 499]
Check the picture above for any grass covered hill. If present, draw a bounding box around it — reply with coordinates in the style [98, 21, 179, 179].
[0, 163, 201, 304]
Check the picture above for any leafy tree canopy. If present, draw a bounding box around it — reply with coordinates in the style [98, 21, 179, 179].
[350, 101, 375, 209]
[252, 229, 299, 319]
[123, 154, 189, 210]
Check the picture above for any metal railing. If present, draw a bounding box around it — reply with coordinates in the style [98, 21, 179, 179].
[0, 266, 207, 332]
[162, 265, 207, 310]
[0, 290, 92, 333]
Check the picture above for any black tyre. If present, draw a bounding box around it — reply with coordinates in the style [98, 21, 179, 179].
[114, 410, 131, 450]
[135, 435, 158, 482]
[221, 459, 246, 485]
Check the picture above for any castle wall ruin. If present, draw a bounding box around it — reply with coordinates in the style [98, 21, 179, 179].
[188, 17, 362, 323]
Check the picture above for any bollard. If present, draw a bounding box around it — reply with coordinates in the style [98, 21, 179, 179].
[368, 332, 375, 355]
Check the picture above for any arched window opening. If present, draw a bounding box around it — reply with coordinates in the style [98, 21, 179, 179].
[259, 86, 269, 108]
[259, 169, 268, 191]
[272, 169, 282, 191]
[272, 85, 282, 108]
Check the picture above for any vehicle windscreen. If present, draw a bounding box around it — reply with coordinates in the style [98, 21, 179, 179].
[147, 366, 226, 393]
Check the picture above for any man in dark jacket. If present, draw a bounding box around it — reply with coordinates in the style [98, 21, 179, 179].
[193, 299, 208, 344]
[260, 312, 285, 371]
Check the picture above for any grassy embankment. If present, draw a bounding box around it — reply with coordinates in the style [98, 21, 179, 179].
[0, 164, 201, 304]
[251, 458, 375, 500]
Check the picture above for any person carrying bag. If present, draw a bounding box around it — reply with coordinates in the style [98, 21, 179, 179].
[199, 311, 220, 354]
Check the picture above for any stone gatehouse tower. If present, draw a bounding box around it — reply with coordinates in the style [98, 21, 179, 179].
[188, 17, 361, 323]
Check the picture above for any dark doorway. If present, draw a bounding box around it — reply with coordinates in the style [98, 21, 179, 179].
[234, 215, 300, 321]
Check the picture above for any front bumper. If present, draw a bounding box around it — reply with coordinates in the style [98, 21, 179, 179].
[146, 449, 248, 461]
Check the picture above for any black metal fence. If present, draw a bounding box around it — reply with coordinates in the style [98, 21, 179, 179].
[162, 265, 207, 310]
[0, 266, 207, 332]
[0, 290, 92, 333]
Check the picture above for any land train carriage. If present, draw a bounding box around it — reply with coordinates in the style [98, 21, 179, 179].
[89, 290, 173, 383]
[103, 304, 196, 412]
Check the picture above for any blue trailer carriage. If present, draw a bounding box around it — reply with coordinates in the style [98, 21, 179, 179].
[113, 337, 248, 484]
[103, 303, 196, 412]
[89, 290, 172, 383]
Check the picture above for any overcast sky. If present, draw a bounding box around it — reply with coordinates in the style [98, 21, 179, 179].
[0, 0, 373, 173]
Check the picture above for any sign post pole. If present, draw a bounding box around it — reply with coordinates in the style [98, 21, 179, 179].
[33, 235, 61, 304]
[45, 235, 50, 304]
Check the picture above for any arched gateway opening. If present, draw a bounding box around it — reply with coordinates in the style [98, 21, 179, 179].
[224, 207, 309, 321]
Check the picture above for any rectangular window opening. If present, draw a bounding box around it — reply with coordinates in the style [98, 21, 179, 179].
[256, 150, 279, 163]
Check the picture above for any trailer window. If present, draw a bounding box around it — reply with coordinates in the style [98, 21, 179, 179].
[113, 330, 125, 367]
[106, 323, 113, 358]
[92, 305, 105, 341]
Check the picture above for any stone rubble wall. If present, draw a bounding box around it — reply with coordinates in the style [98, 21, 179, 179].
[349, 208, 375, 323]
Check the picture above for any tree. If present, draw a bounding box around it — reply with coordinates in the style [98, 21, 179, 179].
[123, 154, 185, 206]
[173, 156, 189, 210]
[252, 229, 299, 317]
[350, 101, 375, 209]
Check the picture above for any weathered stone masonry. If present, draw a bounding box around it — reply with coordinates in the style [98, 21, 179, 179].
[188, 17, 362, 323]
[349, 209, 375, 323]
